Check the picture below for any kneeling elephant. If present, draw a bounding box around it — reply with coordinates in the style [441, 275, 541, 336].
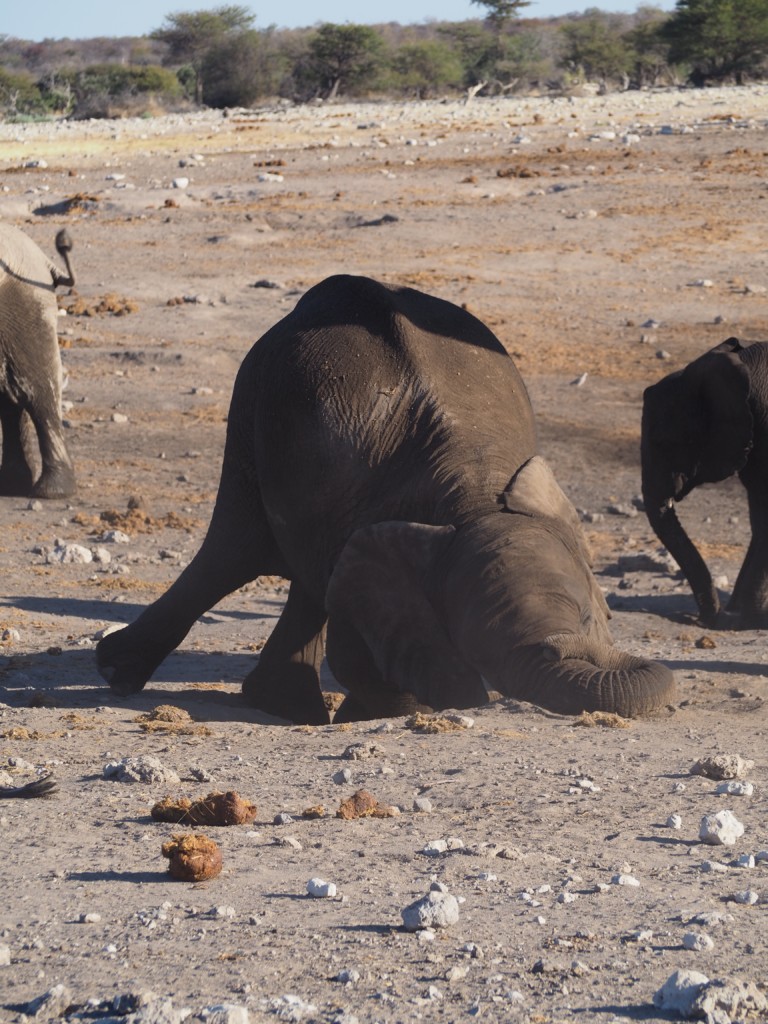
[97, 275, 675, 722]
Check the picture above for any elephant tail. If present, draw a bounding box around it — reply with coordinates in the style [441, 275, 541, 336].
[52, 229, 75, 288]
[507, 633, 676, 718]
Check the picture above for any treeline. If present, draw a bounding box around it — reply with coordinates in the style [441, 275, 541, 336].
[1, 1, 768, 121]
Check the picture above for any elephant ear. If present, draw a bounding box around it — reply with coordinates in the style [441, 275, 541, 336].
[683, 338, 752, 481]
[500, 456, 589, 559]
[326, 521, 487, 711]
[500, 456, 610, 621]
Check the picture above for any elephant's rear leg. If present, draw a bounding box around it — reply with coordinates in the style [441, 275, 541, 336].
[242, 581, 330, 725]
[0, 398, 35, 496]
[23, 381, 75, 499]
[97, 459, 284, 696]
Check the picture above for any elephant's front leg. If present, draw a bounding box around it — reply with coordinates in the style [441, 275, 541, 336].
[242, 581, 330, 725]
[726, 478, 768, 627]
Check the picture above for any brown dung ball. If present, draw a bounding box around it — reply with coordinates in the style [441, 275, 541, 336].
[161, 833, 222, 881]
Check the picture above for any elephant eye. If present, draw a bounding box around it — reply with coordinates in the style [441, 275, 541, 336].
[580, 607, 593, 630]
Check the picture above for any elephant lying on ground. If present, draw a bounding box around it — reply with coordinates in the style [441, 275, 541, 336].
[98, 275, 675, 722]
[642, 337, 768, 629]
[0, 224, 76, 498]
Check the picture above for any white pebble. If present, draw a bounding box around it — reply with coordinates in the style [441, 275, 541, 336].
[172, 177, 190, 189]
[413, 797, 433, 813]
[701, 860, 729, 873]
[653, 970, 710, 1016]
[683, 932, 714, 952]
[557, 892, 579, 903]
[666, 814, 683, 830]
[715, 780, 754, 796]
[47, 543, 93, 564]
[332, 768, 352, 785]
[612, 874, 641, 887]
[306, 878, 336, 899]
[731, 890, 759, 905]
[401, 890, 460, 931]
[736, 854, 755, 869]
[699, 809, 745, 846]
[0, 945, 10, 966]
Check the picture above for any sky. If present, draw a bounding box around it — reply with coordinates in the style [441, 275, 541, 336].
[4, 1, 677, 43]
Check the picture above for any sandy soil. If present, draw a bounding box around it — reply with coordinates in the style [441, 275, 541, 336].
[1, 86, 768, 1024]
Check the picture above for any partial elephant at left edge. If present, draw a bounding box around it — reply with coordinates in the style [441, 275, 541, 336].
[0, 223, 76, 499]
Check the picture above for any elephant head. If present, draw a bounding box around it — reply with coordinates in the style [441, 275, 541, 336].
[326, 457, 675, 718]
[641, 338, 752, 624]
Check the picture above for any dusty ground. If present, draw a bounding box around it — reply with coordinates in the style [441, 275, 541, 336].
[1, 86, 768, 1023]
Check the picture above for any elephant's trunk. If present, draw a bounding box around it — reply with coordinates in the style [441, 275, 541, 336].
[641, 475, 720, 625]
[507, 633, 676, 718]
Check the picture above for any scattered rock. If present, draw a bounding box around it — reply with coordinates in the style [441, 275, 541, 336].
[653, 969, 710, 1016]
[306, 878, 337, 898]
[401, 890, 460, 931]
[692, 755, 754, 780]
[336, 789, 397, 820]
[699, 810, 745, 846]
[103, 756, 181, 785]
[341, 742, 385, 760]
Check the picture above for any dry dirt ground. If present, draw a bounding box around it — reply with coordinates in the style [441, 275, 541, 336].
[2, 86, 768, 1024]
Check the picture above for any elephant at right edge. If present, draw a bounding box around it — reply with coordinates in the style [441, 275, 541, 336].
[641, 337, 768, 629]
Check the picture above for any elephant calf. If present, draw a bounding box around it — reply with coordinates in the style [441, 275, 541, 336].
[0, 223, 76, 498]
[98, 275, 675, 722]
[642, 336, 768, 628]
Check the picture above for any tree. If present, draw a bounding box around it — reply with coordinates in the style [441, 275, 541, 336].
[560, 9, 634, 87]
[203, 28, 286, 107]
[152, 6, 255, 105]
[662, 0, 768, 83]
[470, 0, 531, 32]
[306, 23, 383, 99]
[387, 40, 464, 98]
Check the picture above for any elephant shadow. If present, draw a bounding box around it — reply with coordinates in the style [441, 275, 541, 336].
[605, 590, 705, 625]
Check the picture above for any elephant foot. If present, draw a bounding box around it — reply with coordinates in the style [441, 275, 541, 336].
[96, 629, 156, 697]
[242, 662, 330, 725]
[0, 464, 35, 497]
[32, 465, 76, 500]
[718, 606, 768, 631]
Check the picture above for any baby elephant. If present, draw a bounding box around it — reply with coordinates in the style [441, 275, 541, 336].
[98, 275, 674, 722]
[642, 337, 768, 628]
[0, 223, 76, 498]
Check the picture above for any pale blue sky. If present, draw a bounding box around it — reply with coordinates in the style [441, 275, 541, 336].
[4, 1, 675, 42]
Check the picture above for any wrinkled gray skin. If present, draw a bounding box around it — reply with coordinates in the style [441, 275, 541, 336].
[642, 337, 768, 629]
[0, 223, 76, 498]
[98, 275, 675, 723]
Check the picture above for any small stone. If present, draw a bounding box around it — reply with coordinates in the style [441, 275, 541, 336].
[103, 755, 180, 785]
[557, 892, 579, 903]
[701, 860, 729, 873]
[172, 177, 190, 189]
[273, 812, 293, 825]
[731, 889, 759, 905]
[307, 878, 336, 898]
[342, 742, 384, 760]
[78, 912, 102, 924]
[47, 543, 93, 564]
[692, 754, 754, 780]
[332, 768, 352, 785]
[274, 836, 302, 851]
[335, 968, 360, 984]
[401, 890, 460, 931]
[27, 499, 43, 511]
[699, 810, 745, 846]
[422, 839, 448, 856]
[666, 814, 683, 830]
[198, 1005, 250, 1024]
[413, 796, 433, 813]
[653, 970, 710, 1016]
[1, 628, 21, 642]
[25, 984, 73, 1018]
[715, 780, 754, 796]
[736, 854, 755, 869]
[683, 932, 714, 952]
[111, 412, 129, 424]
[0, 944, 10, 966]
[612, 874, 641, 887]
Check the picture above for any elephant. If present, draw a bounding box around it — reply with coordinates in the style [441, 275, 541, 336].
[97, 274, 675, 722]
[0, 223, 76, 498]
[642, 336, 768, 629]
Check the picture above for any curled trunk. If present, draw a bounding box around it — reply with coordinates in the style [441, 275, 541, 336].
[507, 633, 676, 718]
